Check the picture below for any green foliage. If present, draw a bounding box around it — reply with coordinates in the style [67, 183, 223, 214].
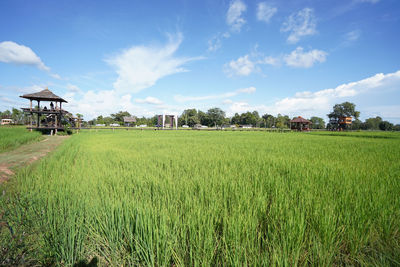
[2, 131, 400, 265]
[111, 111, 131, 123]
[207, 107, 225, 127]
[262, 114, 275, 128]
[379, 120, 394, 131]
[0, 126, 42, 152]
[180, 109, 200, 127]
[275, 114, 290, 128]
[364, 116, 383, 130]
[310, 116, 325, 129]
[328, 102, 360, 119]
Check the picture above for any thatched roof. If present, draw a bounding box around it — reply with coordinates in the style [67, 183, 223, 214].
[290, 116, 312, 123]
[20, 88, 67, 103]
[123, 116, 137, 123]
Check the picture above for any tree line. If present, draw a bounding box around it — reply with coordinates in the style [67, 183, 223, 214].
[2, 102, 400, 131]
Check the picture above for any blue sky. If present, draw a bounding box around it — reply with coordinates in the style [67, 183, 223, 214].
[0, 0, 400, 122]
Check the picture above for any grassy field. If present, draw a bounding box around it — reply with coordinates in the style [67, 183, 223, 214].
[1, 130, 400, 266]
[0, 126, 42, 153]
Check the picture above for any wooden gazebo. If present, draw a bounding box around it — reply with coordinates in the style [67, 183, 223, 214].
[290, 116, 312, 131]
[20, 88, 68, 133]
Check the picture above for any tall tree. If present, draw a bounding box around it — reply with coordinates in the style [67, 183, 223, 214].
[310, 116, 325, 129]
[231, 113, 241, 125]
[240, 112, 257, 126]
[364, 116, 382, 130]
[11, 108, 24, 124]
[180, 109, 199, 127]
[328, 102, 360, 120]
[207, 107, 225, 127]
[262, 114, 275, 128]
[111, 111, 131, 122]
[379, 121, 393, 131]
[275, 114, 290, 128]
[198, 110, 210, 126]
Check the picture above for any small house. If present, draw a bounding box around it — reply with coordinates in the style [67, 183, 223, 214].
[290, 116, 312, 131]
[1, 118, 13, 125]
[123, 116, 137, 127]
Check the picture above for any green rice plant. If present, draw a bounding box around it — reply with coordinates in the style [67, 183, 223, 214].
[1, 130, 400, 266]
[0, 126, 42, 153]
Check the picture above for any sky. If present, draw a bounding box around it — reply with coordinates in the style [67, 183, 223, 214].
[0, 0, 400, 123]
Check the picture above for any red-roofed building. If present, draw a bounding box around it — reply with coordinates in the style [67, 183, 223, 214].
[290, 116, 312, 131]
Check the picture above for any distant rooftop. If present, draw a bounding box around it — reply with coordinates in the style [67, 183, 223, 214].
[20, 88, 67, 103]
[290, 116, 312, 123]
[123, 116, 137, 123]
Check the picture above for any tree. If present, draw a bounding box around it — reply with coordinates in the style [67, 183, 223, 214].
[198, 110, 210, 126]
[240, 112, 258, 126]
[379, 121, 393, 131]
[350, 119, 362, 130]
[275, 114, 290, 128]
[231, 113, 241, 125]
[96, 115, 104, 125]
[328, 102, 360, 120]
[180, 109, 199, 127]
[111, 111, 131, 123]
[310, 116, 325, 129]
[393, 124, 400, 131]
[2, 109, 11, 119]
[364, 116, 382, 130]
[103, 116, 113, 126]
[262, 114, 275, 128]
[11, 108, 24, 124]
[207, 107, 225, 127]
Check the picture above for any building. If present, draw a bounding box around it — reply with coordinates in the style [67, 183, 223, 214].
[290, 116, 312, 131]
[339, 117, 352, 128]
[20, 88, 69, 133]
[123, 116, 137, 127]
[193, 124, 207, 129]
[1, 118, 13, 125]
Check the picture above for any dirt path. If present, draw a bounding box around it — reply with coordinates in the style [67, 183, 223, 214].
[0, 136, 69, 183]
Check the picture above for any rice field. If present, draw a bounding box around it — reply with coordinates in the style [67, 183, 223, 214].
[1, 130, 400, 266]
[0, 126, 42, 153]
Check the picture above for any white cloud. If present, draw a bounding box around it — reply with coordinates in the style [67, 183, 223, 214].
[17, 84, 45, 94]
[345, 30, 361, 42]
[284, 47, 327, 68]
[62, 90, 144, 119]
[174, 86, 256, 103]
[0, 41, 49, 71]
[270, 71, 400, 116]
[0, 41, 61, 79]
[208, 0, 246, 52]
[257, 2, 277, 23]
[106, 33, 200, 94]
[226, 0, 247, 32]
[259, 56, 281, 66]
[340, 30, 361, 47]
[224, 55, 256, 76]
[224, 70, 400, 120]
[66, 84, 81, 93]
[135, 96, 163, 105]
[237, 86, 256, 93]
[281, 8, 317, 44]
[208, 32, 230, 52]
